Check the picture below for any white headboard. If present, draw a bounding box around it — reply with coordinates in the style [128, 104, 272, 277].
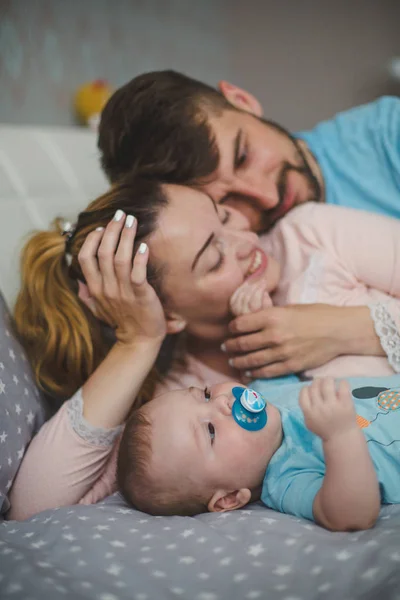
[0, 125, 108, 308]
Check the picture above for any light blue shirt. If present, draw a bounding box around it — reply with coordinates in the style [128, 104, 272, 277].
[296, 97, 400, 218]
[257, 376, 400, 522]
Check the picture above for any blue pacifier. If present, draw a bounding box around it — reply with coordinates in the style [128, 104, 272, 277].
[232, 387, 267, 431]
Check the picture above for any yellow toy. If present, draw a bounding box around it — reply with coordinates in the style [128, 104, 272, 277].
[74, 79, 114, 130]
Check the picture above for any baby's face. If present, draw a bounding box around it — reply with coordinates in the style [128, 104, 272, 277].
[145, 381, 282, 508]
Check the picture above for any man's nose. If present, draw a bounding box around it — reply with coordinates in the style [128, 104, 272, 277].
[235, 174, 280, 211]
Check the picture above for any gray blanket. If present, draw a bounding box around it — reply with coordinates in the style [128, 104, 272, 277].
[1, 493, 399, 600]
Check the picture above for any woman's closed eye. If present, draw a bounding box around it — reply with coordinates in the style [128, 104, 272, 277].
[210, 252, 225, 273]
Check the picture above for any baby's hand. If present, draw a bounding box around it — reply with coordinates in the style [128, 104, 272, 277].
[299, 378, 357, 442]
[230, 279, 273, 317]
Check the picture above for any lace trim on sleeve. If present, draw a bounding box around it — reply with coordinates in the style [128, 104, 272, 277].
[67, 388, 123, 447]
[369, 303, 400, 373]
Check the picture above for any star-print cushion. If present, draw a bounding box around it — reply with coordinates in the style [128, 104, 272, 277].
[1, 494, 400, 599]
[0, 292, 48, 516]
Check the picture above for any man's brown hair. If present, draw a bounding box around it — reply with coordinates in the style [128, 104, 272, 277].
[98, 70, 232, 184]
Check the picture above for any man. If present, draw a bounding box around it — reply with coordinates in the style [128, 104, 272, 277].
[97, 70, 400, 378]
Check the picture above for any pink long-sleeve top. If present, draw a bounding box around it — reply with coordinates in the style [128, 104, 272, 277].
[8, 203, 400, 520]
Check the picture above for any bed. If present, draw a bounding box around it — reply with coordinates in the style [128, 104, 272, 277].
[0, 124, 399, 600]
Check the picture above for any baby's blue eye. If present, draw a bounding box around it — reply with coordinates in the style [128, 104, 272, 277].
[204, 387, 211, 402]
[208, 423, 215, 444]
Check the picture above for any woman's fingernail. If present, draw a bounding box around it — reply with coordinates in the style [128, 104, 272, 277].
[125, 214, 135, 228]
[245, 370, 252, 377]
[138, 242, 147, 254]
[113, 209, 124, 222]
[220, 343, 226, 352]
[96, 226, 104, 232]
[228, 358, 234, 367]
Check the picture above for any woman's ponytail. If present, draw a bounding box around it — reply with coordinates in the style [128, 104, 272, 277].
[13, 218, 108, 401]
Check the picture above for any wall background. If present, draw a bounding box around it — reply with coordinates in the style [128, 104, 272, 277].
[0, 0, 399, 130]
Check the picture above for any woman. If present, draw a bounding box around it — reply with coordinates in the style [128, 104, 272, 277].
[8, 174, 399, 519]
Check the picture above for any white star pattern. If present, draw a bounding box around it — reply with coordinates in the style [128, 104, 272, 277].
[336, 550, 353, 561]
[17, 446, 24, 460]
[31, 540, 46, 549]
[0, 380, 5, 395]
[179, 556, 196, 565]
[233, 573, 248, 582]
[26, 411, 34, 424]
[361, 567, 379, 580]
[0, 431, 7, 443]
[106, 564, 123, 576]
[181, 529, 194, 538]
[166, 544, 177, 550]
[246, 592, 262, 599]
[8, 349, 16, 360]
[109, 540, 126, 548]
[273, 565, 292, 576]
[15, 404, 21, 415]
[311, 566, 323, 576]
[12, 375, 18, 385]
[318, 582, 332, 592]
[248, 544, 264, 557]
[220, 557, 233, 566]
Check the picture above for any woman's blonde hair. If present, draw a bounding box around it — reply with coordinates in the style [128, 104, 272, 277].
[13, 175, 168, 404]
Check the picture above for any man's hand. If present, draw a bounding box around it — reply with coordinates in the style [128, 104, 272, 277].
[223, 304, 347, 378]
[299, 378, 357, 442]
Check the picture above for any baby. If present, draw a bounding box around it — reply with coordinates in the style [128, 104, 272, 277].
[117, 375, 400, 531]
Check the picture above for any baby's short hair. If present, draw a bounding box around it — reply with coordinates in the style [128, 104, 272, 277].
[117, 406, 210, 516]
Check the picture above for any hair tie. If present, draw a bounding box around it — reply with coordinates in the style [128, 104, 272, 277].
[61, 221, 76, 241]
[61, 221, 76, 266]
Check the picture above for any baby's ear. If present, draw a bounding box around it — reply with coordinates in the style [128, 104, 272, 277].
[208, 488, 251, 513]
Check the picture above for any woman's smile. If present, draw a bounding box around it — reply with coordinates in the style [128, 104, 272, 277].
[245, 247, 268, 282]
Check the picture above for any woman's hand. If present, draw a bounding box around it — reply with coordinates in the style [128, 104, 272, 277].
[78, 210, 167, 348]
[222, 304, 382, 379]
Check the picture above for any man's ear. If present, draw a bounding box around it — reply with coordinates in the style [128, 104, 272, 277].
[208, 488, 252, 513]
[218, 81, 263, 117]
[165, 311, 187, 335]
[77, 280, 98, 316]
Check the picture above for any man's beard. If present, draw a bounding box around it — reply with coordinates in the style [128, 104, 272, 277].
[258, 117, 322, 232]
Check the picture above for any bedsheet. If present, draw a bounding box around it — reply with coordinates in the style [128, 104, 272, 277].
[1, 493, 399, 600]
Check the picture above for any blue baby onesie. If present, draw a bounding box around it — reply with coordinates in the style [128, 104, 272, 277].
[257, 375, 400, 522]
